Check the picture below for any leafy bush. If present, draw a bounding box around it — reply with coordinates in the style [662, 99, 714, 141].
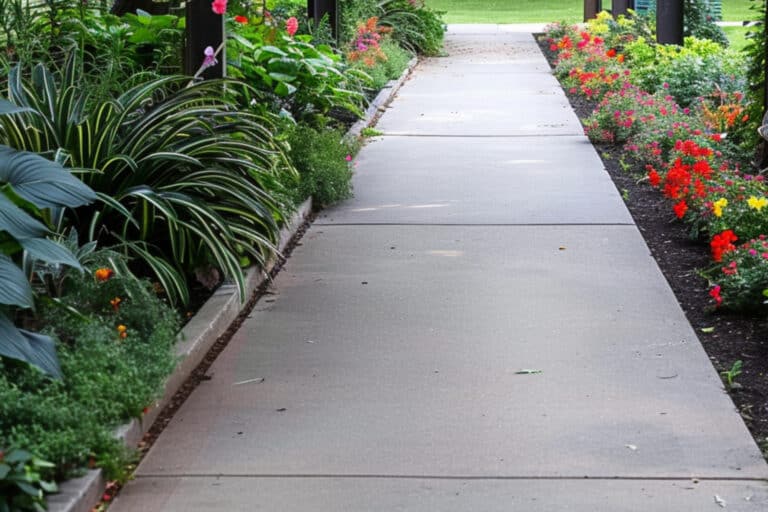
[377, 0, 445, 57]
[229, 17, 369, 123]
[1, 255, 179, 480]
[706, 237, 768, 312]
[359, 38, 412, 90]
[0, 448, 57, 512]
[287, 125, 356, 206]
[0, 59, 293, 305]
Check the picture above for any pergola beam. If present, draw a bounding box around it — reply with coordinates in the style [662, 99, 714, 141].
[656, 0, 684, 45]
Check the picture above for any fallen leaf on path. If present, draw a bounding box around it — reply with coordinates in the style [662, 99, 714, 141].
[232, 377, 265, 386]
[701, 327, 715, 333]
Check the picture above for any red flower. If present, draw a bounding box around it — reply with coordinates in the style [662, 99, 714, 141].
[673, 200, 688, 219]
[711, 230, 738, 262]
[211, 0, 226, 15]
[286, 16, 299, 36]
[709, 285, 722, 306]
[606, 48, 617, 58]
[234, 15, 248, 24]
[648, 168, 661, 187]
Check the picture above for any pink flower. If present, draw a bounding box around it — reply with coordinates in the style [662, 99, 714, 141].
[202, 46, 217, 69]
[345, 154, 352, 162]
[286, 16, 299, 37]
[211, 0, 226, 15]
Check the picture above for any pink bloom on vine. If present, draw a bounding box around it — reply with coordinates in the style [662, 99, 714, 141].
[202, 46, 217, 69]
[211, 0, 226, 14]
[286, 17, 299, 36]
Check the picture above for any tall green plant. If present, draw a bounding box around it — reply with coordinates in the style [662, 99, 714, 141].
[0, 144, 96, 378]
[0, 58, 294, 304]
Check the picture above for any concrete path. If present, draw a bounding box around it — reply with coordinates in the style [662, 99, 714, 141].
[112, 26, 768, 510]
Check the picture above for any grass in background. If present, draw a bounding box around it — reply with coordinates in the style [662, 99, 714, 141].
[424, 0, 581, 24]
[425, 1, 754, 25]
[722, 25, 749, 50]
[722, 0, 756, 21]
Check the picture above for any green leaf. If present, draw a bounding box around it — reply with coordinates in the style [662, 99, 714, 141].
[0, 194, 50, 240]
[19, 238, 82, 269]
[701, 327, 715, 333]
[0, 98, 35, 116]
[16, 481, 41, 497]
[0, 313, 62, 378]
[275, 82, 297, 97]
[0, 463, 10, 479]
[0, 145, 97, 208]
[3, 449, 32, 464]
[0, 255, 34, 308]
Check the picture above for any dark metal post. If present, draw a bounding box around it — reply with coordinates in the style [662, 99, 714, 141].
[307, 0, 339, 38]
[656, 0, 684, 45]
[584, 0, 602, 21]
[184, 0, 225, 78]
[613, 0, 632, 17]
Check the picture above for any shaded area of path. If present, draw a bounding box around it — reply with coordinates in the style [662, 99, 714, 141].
[112, 26, 768, 510]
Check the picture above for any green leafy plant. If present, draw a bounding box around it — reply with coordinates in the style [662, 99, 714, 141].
[0, 144, 97, 377]
[229, 20, 369, 123]
[720, 360, 743, 389]
[0, 58, 293, 304]
[287, 124, 357, 206]
[0, 448, 57, 512]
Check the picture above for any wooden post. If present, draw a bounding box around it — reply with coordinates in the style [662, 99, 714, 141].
[584, 0, 602, 21]
[184, 0, 225, 78]
[656, 0, 684, 45]
[613, 0, 632, 17]
[307, 0, 339, 38]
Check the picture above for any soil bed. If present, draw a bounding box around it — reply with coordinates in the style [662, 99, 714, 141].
[536, 35, 768, 456]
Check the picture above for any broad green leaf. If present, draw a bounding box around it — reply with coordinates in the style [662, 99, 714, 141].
[0, 194, 50, 239]
[0, 464, 9, 479]
[2, 449, 32, 464]
[0, 145, 97, 208]
[0, 313, 62, 378]
[0, 255, 33, 308]
[0, 98, 35, 116]
[275, 82, 297, 97]
[19, 237, 82, 269]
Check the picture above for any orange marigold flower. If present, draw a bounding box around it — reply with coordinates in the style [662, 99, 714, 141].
[117, 324, 128, 339]
[95, 268, 114, 282]
[110, 297, 122, 312]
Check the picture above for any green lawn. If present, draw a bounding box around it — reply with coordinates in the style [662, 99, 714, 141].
[425, 0, 581, 24]
[425, 0, 755, 24]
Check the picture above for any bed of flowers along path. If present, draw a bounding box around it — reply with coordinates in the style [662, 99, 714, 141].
[544, 11, 768, 316]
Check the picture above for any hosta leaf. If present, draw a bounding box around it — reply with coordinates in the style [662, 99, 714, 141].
[0, 145, 97, 208]
[0, 194, 49, 240]
[19, 237, 82, 269]
[0, 313, 62, 378]
[0, 254, 33, 308]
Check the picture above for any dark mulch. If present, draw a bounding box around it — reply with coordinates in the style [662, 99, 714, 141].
[535, 35, 768, 455]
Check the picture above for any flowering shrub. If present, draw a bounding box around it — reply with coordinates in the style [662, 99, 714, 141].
[706, 236, 768, 311]
[347, 17, 389, 67]
[544, 15, 768, 312]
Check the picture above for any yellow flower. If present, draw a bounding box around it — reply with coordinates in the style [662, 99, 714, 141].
[116, 325, 128, 339]
[713, 198, 728, 218]
[747, 196, 768, 212]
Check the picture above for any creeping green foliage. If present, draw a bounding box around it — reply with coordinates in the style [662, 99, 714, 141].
[287, 125, 357, 206]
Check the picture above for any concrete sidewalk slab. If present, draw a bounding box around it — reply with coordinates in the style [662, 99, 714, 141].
[113, 477, 768, 511]
[130, 226, 766, 479]
[318, 136, 632, 225]
[419, 33, 552, 72]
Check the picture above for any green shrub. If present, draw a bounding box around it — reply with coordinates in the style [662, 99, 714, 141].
[361, 38, 413, 90]
[0, 255, 179, 480]
[0, 448, 57, 511]
[287, 125, 357, 206]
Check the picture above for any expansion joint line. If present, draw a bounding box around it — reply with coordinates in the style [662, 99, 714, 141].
[136, 474, 768, 482]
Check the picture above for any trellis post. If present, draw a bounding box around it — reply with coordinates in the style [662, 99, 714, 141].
[612, 0, 632, 17]
[184, 0, 225, 78]
[584, 0, 602, 21]
[307, 0, 339, 38]
[656, 0, 684, 45]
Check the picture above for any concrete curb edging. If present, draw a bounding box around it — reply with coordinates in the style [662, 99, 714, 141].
[47, 198, 313, 512]
[345, 56, 418, 142]
[47, 54, 421, 512]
